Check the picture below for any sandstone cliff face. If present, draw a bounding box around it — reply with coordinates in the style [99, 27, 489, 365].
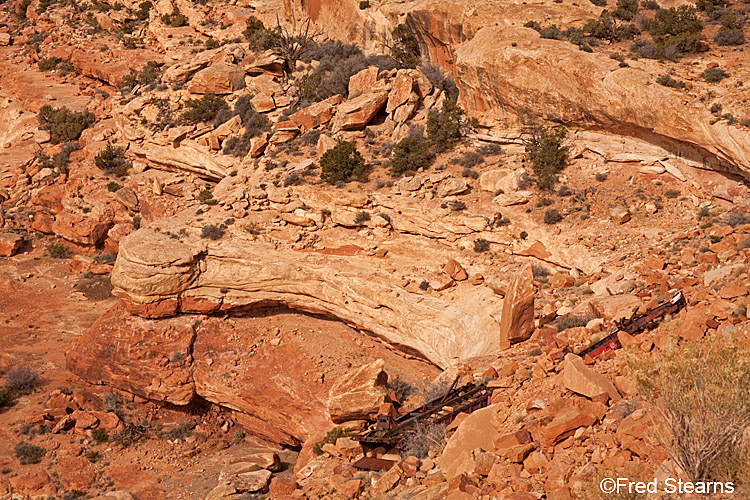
[283, 1, 750, 178]
[455, 26, 750, 178]
[110, 226, 504, 369]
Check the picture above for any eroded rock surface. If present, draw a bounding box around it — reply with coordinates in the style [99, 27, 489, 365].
[110, 225, 505, 369]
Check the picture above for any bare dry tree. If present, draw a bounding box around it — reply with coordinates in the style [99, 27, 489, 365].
[271, 16, 322, 80]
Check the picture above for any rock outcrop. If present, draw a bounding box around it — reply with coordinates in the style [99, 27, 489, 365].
[327, 359, 390, 423]
[110, 224, 505, 368]
[498, 264, 535, 349]
[455, 26, 750, 178]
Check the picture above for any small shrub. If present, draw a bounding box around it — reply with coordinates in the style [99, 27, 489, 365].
[243, 16, 279, 51]
[543, 208, 563, 224]
[697, 207, 711, 219]
[423, 380, 451, 403]
[283, 173, 303, 187]
[201, 225, 225, 240]
[531, 263, 550, 278]
[524, 126, 568, 190]
[166, 421, 192, 441]
[354, 211, 371, 225]
[641, 0, 659, 9]
[38, 105, 95, 145]
[95, 143, 131, 178]
[320, 141, 366, 184]
[556, 314, 590, 331]
[664, 188, 680, 198]
[700, 67, 729, 83]
[726, 211, 750, 228]
[613, 0, 639, 21]
[0, 387, 14, 408]
[595, 172, 608, 182]
[232, 429, 245, 444]
[38, 57, 62, 72]
[179, 93, 228, 125]
[462, 168, 479, 179]
[162, 10, 188, 27]
[590, 0, 607, 5]
[389, 378, 415, 402]
[112, 421, 150, 446]
[714, 27, 745, 46]
[312, 427, 356, 455]
[474, 238, 491, 253]
[4, 367, 40, 394]
[449, 201, 466, 212]
[400, 423, 446, 459]
[120, 61, 162, 90]
[91, 428, 109, 443]
[135, 1, 152, 20]
[35, 141, 78, 175]
[221, 95, 270, 156]
[426, 99, 464, 153]
[107, 182, 122, 192]
[46, 242, 68, 259]
[389, 137, 434, 177]
[197, 189, 218, 205]
[85, 451, 100, 463]
[656, 74, 686, 89]
[649, 6, 704, 57]
[14, 442, 45, 465]
[710, 103, 722, 114]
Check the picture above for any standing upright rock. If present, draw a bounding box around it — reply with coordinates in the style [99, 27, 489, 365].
[499, 264, 535, 348]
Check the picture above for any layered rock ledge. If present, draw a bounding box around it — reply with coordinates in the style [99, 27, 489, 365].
[110, 225, 505, 369]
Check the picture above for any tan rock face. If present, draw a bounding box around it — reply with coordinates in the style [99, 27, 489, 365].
[332, 91, 388, 131]
[499, 264, 535, 348]
[289, 95, 343, 132]
[328, 359, 389, 423]
[455, 26, 750, 178]
[187, 63, 246, 94]
[52, 214, 112, 246]
[588, 294, 641, 322]
[66, 302, 196, 405]
[561, 353, 621, 401]
[0, 232, 23, 256]
[110, 227, 503, 368]
[438, 404, 501, 480]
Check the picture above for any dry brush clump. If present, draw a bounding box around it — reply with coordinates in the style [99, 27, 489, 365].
[629, 335, 750, 482]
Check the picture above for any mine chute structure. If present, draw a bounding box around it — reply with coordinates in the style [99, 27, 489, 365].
[551, 289, 687, 362]
[352, 376, 491, 470]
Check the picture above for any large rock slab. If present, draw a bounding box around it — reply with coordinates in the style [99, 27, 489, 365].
[438, 404, 501, 479]
[110, 225, 504, 368]
[499, 264, 535, 348]
[289, 95, 343, 132]
[328, 359, 390, 423]
[332, 91, 388, 132]
[561, 354, 621, 401]
[0, 232, 23, 256]
[455, 26, 750, 179]
[66, 302, 196, 405]
[52, 214, 112, 246]
[588, 294, 641, 321]
[187, 63, 246, 94]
